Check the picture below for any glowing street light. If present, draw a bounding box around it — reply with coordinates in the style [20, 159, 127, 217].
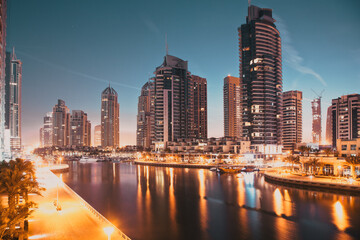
[103, 226, 114, 240]
[59, 157, 63, 165]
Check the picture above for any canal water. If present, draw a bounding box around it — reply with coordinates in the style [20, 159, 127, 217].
[62, 162, 360, 240]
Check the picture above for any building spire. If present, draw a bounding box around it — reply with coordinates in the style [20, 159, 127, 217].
[165, 33, 168, 56]
[248, 0, 251, 7]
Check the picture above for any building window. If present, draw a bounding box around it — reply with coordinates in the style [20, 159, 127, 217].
[341, 145, 347, 150]
[351, 145, 356, 150]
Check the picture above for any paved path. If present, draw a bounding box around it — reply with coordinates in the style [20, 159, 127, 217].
[267, 170, 360, 186]
[28, 167, 130, 240]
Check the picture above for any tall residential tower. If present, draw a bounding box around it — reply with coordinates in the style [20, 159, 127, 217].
[5, 49, 22, 151]
[238, 5, 282, 145]
[311, 97, 322, 144]
[331, 94, 360, 147]
[153, 54, 193, 146]
[136, 81, 154, 149]
[282, 91, 302, 151]
[223, 76, 241, 138]
[101, 86, 120, 148]
[192, 75, 207, 139]
[52, 99, 70, 147]
[0, 0, 6, 157]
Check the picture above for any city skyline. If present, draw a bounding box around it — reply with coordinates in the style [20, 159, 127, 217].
[6, 0, 360, 147]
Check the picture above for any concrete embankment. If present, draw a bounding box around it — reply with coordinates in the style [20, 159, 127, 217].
[135, 161, 217, 169]
[264, 173, 360, 195]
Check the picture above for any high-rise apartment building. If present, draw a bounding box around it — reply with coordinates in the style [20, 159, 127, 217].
[40, 112, 53, 147]
[70, 110, 91, 147]
[136, 81, 154, 149]
[52, 99, 70, 147]
[5, 48, 22, 151]
[223, 76, 241, 138]
[0, 0, 6, 158]
[331, 94, 360, 147]
[282, 91, 302, 151]
[311, 97, 321, 144]
[238, 5, 282, 145]
[101, 86, 119, 148]
[94, 125, 101, 147]
[192, 75, 207, 139]
[325, 105, 332, 145]
[153, 54, 194, 146]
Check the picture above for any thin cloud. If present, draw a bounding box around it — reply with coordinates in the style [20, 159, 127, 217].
[275, 15, 327, 87]
[16, 50, 140, 90]
[144, 19, 161, 34]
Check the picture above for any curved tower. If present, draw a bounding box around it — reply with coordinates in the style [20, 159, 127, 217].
[238, 5, 282, 145]
[101, 86, 119, 148]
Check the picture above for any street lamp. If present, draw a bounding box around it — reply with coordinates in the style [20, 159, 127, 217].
[103, 226, 114, 240]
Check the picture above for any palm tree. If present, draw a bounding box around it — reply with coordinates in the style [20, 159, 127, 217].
[308, 157, 320, 175]
[345, 155, 360, 179]
[323, 148, 332, 157]
[284, 155, 300, 172]
[0, 159, 44, 238]
[298, 146, 310, 157]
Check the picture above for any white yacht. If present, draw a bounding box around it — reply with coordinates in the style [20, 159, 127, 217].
[79, 156, 98, 163]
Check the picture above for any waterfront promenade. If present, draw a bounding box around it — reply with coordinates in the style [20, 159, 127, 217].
[265, 171, 360, 194]
[28, 165, 130, 240]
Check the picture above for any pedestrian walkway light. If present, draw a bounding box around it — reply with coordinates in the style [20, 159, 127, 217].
[104, 226, 114, 240]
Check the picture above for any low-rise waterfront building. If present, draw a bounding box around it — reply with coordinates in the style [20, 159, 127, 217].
[337, 138, 360, 157]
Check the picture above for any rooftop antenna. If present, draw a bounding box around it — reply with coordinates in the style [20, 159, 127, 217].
[165, 33, 168, 56]
[12, 46, 16, 60]
[248, 0, 251, 7]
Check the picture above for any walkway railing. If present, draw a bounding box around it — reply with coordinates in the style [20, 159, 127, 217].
[52, 170, 131, 240]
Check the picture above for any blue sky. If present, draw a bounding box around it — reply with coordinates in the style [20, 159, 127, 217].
[6, 0, 360, 146]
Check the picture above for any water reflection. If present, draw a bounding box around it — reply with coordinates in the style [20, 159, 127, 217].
[62, 163, 360, 240]
[333, 201, 349, 231]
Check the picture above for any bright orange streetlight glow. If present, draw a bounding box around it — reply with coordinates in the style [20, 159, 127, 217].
[103, 226, 114, 240]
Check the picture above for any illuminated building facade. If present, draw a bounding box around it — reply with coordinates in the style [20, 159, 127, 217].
[101, 86, 119, 148]
[331, 94, 360, 147]
[192, 75, 207, 139]
[136, 81, 154, 149]
[52, 99, 70, 147]
[70, 110, 91, 147]
[40, 112, 53, 147]
[311, 97, 321, 144]
[153, 54, 194, 146]
[0, 0, 6, 158]
[238, 5, 282, 145]
[326, 105, 332, 145]
[282, 90, 302, 151]
[223, 76, 241, 138]
[5, 49, 22, 151]
[94, 124, 101, 147]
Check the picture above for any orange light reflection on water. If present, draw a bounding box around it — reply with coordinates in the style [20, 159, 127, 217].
[333, 201, 349, 231]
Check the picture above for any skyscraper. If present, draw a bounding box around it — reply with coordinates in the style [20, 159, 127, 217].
[52, 99, 70, 147]
[0, 0, 6, 158]
[238, 4, 282, 145]
[94, 125, 101, 147]
[40, 112, 53, 147]
[153, 54, 194, 146]
[311, 97, 321, 144]
[282, 91, 302, 151]
[136, 81, 154, 149]
[70, 110, 91, 147]
[325, 105, 332, 145]
[5, 48, 22, 151]
[192, 75, 207, 139]
[101, 86, 119, 148]
[223, 76, 241, 138]
[331, 94, 360, 147]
